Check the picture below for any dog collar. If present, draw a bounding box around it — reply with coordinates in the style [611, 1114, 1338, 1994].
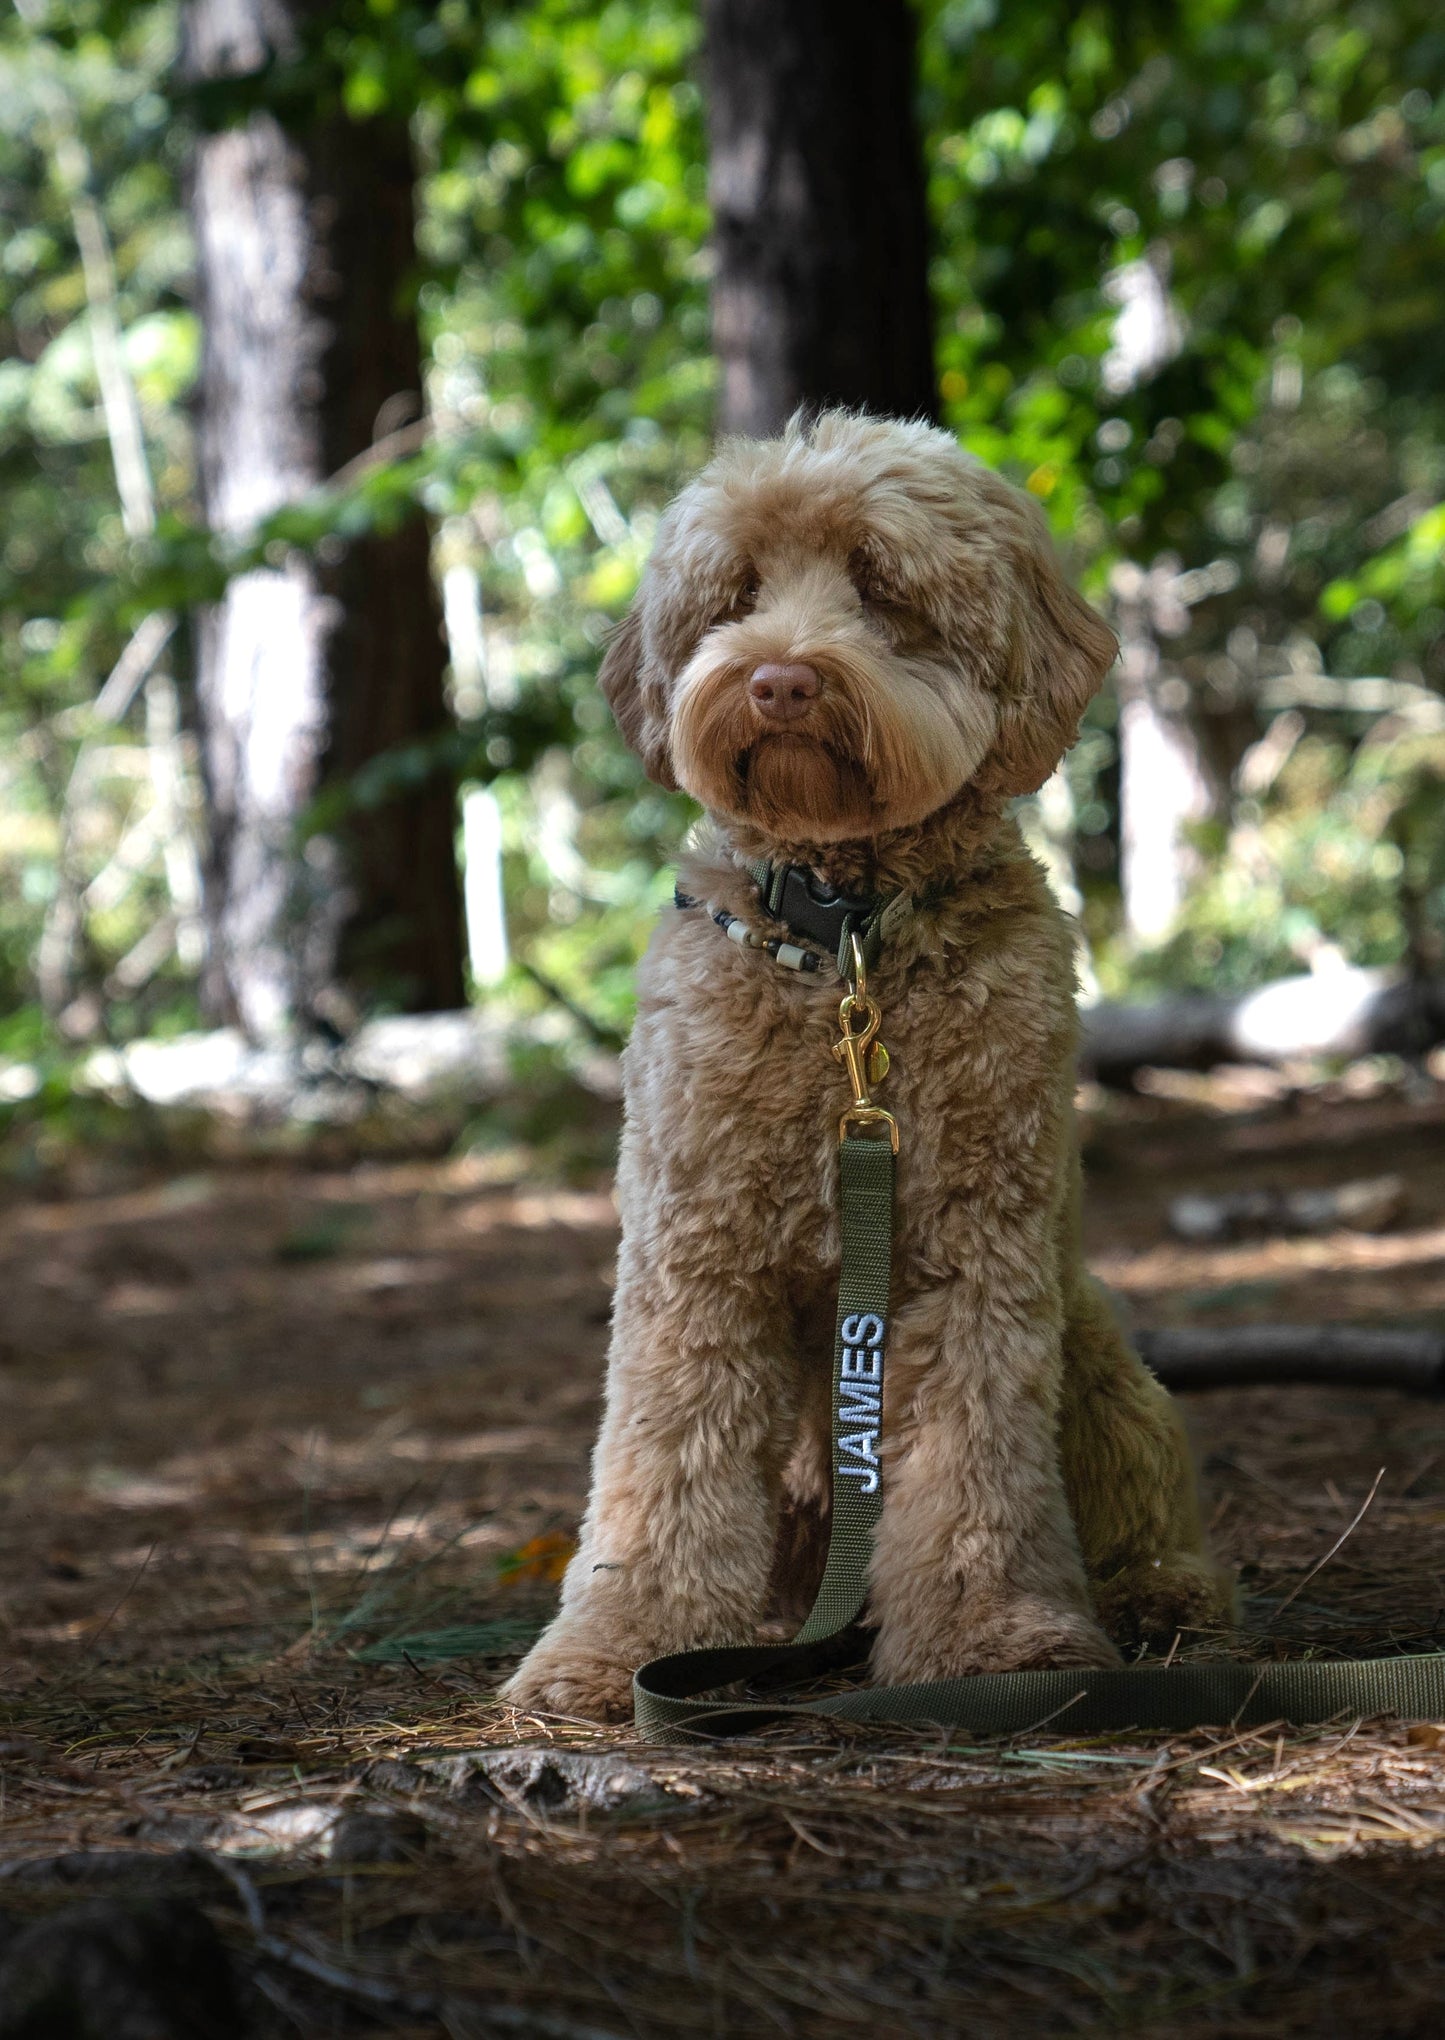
[749, 860, 912, 976]
[674, 858, 913, 977]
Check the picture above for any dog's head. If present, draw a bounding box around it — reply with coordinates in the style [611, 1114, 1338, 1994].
[599, 411, 1117, 843]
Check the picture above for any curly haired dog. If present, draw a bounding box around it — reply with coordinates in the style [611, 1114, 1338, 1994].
[503, 410, 1232, 1722]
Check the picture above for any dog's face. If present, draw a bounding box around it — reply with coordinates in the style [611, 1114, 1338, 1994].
[599, 411, 1117, 842]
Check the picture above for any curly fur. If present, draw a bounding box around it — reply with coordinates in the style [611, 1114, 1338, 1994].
[502, 411, 1233, 1722]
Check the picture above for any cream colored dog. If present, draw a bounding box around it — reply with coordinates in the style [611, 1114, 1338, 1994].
[503, 410, 1231, 1722]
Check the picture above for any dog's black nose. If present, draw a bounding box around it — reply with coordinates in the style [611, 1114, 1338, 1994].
[749, 662, 819, 721]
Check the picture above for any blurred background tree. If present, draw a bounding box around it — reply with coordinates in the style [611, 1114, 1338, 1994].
[703, 0, 937, 433]
[0, 0, 1441, 1079]
[185, 0, 464, 1041]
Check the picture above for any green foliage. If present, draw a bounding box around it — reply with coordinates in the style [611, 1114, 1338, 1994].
[0, 3, 189, 707]
[1115, 726, 1445, 996]
[0, 0, 1442, 1062]
[925, 0, 1445, 626]
[920, 0, 1445, 980]
[1, 0, 712, 1035]
[412, 0, 711, 1003]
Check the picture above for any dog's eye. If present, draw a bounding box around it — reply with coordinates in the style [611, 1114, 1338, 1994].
[849, 552, 895, 608]
[715, 570, 759, 625]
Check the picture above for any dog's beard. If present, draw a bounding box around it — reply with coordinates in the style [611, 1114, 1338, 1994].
[669, 638, 998, 841]
[741, 736, 873, 835]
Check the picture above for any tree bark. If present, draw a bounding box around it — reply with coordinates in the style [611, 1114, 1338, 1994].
[185, 0, 463, 1042]
[702, 0, 938, 437]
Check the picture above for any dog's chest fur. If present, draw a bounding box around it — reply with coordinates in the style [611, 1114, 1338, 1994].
[617, 826, 1081, 1316]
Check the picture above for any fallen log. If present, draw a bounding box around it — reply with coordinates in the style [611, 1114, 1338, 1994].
[1167, 1174, 1406, 1242]
[57, 1011, 622, 1122]
[1135, 1324, 1445, 1396]
[1081, 969, 1445, 1085]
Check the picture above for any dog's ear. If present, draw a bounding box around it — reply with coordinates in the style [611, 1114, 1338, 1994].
[984, 525, 1118, 800]
[598, 603, 678, 790]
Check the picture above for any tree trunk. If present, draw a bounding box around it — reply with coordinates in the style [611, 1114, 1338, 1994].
[1110, 561, 1217, 947]
[702, 0, 938, 437]
[185, 0, 463, 1042]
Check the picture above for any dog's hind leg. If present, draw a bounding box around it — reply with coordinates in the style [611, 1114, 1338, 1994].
[1060, 1272, 1236, 1648]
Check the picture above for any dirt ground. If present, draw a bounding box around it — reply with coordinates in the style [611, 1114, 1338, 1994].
[3, 1069, 1445, 2036]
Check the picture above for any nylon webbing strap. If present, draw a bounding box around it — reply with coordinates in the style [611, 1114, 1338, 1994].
[635, 1642, 1445, 1738]
[795, 1136, 893, 1642]
[633, 1134, 894, 1734]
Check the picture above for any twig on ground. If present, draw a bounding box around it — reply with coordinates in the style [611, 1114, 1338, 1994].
[1267, 1467, 1388, 1630]
[1002, 1689, 1090, 1741]
[39, 1540, 161, 1704]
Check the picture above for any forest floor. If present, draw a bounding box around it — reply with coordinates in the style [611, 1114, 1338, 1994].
[3, 1066, 1445, 2036]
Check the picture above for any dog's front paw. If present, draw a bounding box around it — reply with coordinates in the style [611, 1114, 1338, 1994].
[498, 1629, 637, 1723]
[1092, 1554, 1237, 1650]
[873, 1595, 1121, 1684]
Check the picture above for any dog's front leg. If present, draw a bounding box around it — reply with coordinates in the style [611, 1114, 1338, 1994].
[500, 1245, 791, 1721]
[868, 1264, 1120, 1683]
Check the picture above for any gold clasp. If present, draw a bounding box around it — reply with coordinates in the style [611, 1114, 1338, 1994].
[833, 936, 899, 1151]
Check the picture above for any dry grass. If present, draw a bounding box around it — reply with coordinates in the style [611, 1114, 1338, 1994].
[3, 1075, 1445, 2034]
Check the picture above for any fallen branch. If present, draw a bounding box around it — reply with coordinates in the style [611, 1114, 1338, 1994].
[1082, 969, 1445, 1084]
[1136, 1324, 1445, 1396]
[1168, 1175, 1406, 1242]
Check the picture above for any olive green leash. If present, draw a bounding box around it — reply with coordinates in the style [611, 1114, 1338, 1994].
[632, 941, 1445, 1741]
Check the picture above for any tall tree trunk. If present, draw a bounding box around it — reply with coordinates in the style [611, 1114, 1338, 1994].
[1111, 560, 1217, 946]
[702, 0, 938, 437]
[185, 0, 463, 1042]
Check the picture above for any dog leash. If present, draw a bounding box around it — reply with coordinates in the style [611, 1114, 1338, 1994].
[633, 930, 1445, 1741]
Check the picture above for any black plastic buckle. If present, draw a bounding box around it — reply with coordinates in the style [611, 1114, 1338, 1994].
[759, 864, 881, 977]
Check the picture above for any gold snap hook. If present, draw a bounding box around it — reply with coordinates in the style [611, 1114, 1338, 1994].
[846, 932, 868, 1003]
[833, 935, 897, 1149]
